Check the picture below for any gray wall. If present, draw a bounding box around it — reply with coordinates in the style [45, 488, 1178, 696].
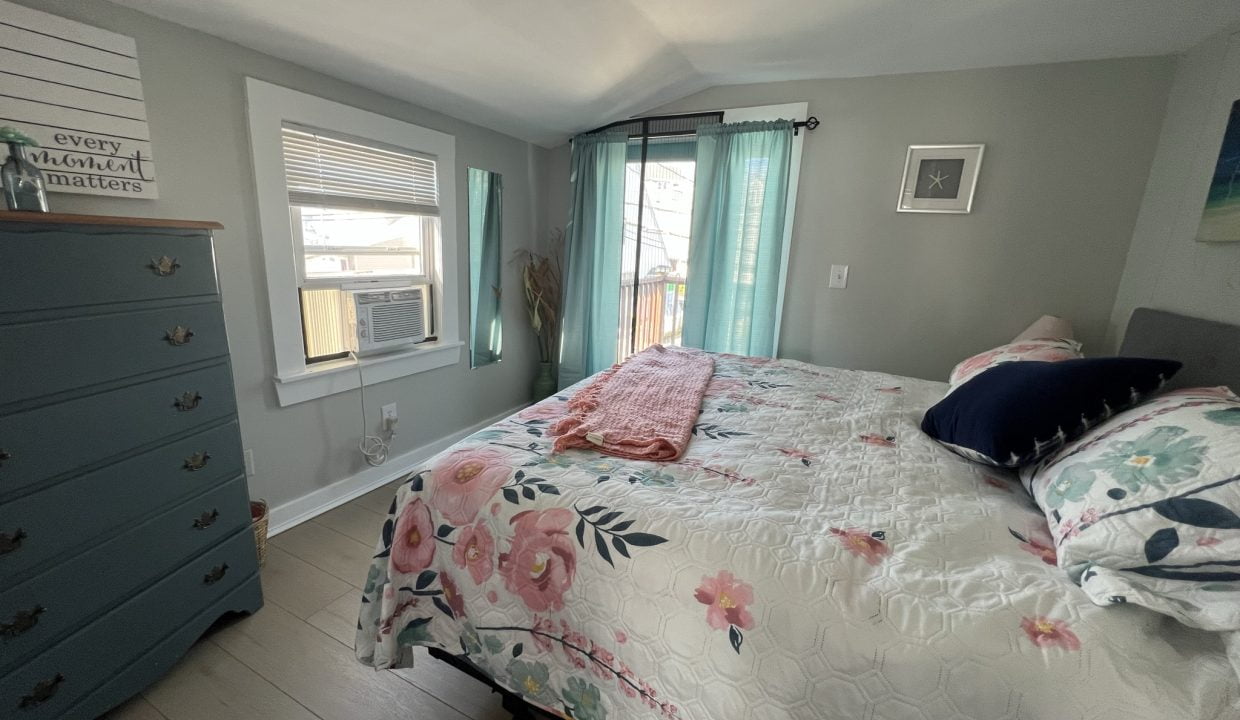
[535, 144, 572, 248]
[650, 58, 1175, 380]
[14, 0, 552, 508]
[1109, 29, 1240, 347]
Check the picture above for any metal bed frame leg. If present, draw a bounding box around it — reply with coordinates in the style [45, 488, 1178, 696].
[425, 646, 559, 720]
[501, 692, 542, 719]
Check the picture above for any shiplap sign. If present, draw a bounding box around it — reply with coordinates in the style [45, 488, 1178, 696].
[0, 0, 158, 197]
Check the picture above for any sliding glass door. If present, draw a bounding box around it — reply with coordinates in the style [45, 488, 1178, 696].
[576, 104, 806, 366]
[612, 114, 720, 362]
[617, 138, 697, 360]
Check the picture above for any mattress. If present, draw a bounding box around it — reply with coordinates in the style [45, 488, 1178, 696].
[356, 353, 1239, 719]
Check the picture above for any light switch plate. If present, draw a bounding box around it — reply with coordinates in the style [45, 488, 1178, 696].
[829, 264, 849, 289]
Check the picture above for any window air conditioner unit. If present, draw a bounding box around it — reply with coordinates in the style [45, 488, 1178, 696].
[345, 287, 426, 356]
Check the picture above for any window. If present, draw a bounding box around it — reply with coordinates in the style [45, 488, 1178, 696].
[246, 79, 461, 407]
[282, 125, 439, 362]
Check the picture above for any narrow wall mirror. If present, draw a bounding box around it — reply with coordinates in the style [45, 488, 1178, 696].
[467, 167, 503, 367]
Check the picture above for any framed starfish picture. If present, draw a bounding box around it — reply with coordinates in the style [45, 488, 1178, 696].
[897, 144, 985, 213]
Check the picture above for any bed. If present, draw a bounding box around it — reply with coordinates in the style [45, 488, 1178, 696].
[355, 309, 1240, 720]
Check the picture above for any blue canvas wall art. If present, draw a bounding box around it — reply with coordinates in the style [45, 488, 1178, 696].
[1199, 98, 1240, 243]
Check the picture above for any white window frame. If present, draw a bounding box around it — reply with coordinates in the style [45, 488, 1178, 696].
[245, 78, 461, 407]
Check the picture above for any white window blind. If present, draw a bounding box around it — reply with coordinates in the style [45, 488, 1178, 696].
[281, 124, 439, 215]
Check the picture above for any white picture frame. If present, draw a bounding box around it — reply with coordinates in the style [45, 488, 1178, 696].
[896, 144, 985, 214]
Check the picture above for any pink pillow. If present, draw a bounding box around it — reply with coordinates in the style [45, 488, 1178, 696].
[948, 338, 1083, 388]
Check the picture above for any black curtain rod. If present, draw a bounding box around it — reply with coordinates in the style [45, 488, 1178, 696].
[580, 112, 819, 139]
[584, 111, 724, 136]
[793, 116, 820, 136]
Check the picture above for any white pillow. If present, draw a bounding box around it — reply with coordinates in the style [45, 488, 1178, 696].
[1012, 315, 1075, 343]
[1022, 386, 1240, 630]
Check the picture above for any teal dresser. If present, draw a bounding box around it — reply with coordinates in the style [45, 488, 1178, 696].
[0, 213, 263, 719]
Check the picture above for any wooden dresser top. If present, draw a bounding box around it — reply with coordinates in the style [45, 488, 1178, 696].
[0, 211, 223, 230]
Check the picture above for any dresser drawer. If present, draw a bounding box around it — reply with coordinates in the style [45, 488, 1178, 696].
[0, 363, 237, 497]
[61, 580, 262, 720]
[0, 527, 257, 720]
[0, 302, 229, 405]
[0, 421, 243, 582]
[0, 475, 250, 672]
[0, 229, 218, 314]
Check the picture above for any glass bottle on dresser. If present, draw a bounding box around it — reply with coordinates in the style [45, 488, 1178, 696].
[1, 126, 50, 212]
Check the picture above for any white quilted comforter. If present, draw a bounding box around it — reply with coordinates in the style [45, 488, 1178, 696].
[356, 354, 1239, 719]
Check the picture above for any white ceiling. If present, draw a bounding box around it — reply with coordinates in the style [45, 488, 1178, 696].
[112, 0, 1240, 147]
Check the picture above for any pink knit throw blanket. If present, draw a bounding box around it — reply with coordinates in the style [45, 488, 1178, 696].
[548, 345, 714, 461]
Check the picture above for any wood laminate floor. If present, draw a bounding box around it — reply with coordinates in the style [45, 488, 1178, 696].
[104, 481, 510, 720]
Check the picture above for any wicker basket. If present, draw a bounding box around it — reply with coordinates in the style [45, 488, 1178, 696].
[250, 499, 269, 566]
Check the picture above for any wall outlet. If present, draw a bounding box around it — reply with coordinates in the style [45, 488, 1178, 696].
[244, 448, 256, 477]
[829, 264, 849, 289]
[381, 403, 398, 431]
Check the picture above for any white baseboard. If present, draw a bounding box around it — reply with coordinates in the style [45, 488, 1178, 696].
[267, 402, 529, 536]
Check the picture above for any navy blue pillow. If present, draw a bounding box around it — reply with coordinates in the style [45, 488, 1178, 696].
[921, 357, 1182, 467]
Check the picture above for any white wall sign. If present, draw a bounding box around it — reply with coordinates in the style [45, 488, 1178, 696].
[0, 0, 158, 198]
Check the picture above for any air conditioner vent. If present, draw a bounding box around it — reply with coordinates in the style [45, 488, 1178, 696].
[371, 301, 425, 342]
[345, 287, 426, 355]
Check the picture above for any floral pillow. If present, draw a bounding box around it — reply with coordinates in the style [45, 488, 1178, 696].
[1021, 386, 1240, 630]
[948, 338, 1082, 388]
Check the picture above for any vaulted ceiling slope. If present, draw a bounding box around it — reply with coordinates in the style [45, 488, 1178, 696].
[112, 0, 1240, 147]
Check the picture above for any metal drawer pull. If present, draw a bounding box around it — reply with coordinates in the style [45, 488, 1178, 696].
[0, 528, 26, 555]
[148, 255, 181, 276]
[165, 325, 194, 346]
[18, 673, 63, 708]
[0, 449, 11, 467]
[183, 451, 211, 471]
[174, 391, 203, 411]
[192, 509, 220, 530]
[203, 563, 229, 585]
[1, 605, 44, 637]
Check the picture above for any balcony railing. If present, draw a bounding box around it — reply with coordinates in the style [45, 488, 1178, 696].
[617, 273, 687, 362]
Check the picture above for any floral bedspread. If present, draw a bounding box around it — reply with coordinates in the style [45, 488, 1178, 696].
[356, 354, 1239, 720]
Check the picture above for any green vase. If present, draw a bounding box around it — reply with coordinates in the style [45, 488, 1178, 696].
[532, 361, 556, 400]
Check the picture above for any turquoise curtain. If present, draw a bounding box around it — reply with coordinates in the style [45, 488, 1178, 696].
[682, 120, 793, 357]
[467, 168, 503, 367]
[558, 130, 628, 387]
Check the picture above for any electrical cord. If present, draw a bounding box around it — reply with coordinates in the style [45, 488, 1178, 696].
[354, 354, 394, 467]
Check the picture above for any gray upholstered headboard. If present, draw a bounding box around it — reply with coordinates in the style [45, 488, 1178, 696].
[1119, 308, 1240, 391]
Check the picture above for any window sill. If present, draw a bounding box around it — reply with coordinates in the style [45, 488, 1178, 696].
[273, 340, 463, 407]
